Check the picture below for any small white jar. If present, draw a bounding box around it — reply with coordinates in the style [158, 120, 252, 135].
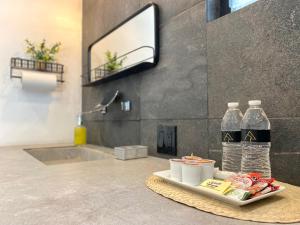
[200, 160, 216, 183]
[182, 161, 202, 186]
[169, 159, 183, 182]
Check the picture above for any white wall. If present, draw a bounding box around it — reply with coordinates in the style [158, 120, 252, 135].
[0, 0, 82, 145]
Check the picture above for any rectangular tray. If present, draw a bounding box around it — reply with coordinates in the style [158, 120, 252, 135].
[153, 170, 285, 206]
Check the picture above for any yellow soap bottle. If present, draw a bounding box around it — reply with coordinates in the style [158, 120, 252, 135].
[74, 115, 87, 145]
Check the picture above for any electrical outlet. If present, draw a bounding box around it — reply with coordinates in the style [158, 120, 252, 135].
[157, 125, 177, 156]
[121, 100, 131, 112]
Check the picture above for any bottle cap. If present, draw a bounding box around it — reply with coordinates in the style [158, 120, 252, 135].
[77, 115, 82, 126]
[248, 100, 261, 106]
[228, 102, 239, 108]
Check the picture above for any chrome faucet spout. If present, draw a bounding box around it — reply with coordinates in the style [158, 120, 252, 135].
[82, 90, 120, 115]
[98, 90, 120, 114]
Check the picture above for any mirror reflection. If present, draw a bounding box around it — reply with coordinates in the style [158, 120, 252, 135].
[89, 4, 158, 83]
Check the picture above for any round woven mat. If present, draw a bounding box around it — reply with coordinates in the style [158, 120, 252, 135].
[146, 175, 300, 223]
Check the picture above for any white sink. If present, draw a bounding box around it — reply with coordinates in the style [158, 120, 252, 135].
[24, 146, 111, 165]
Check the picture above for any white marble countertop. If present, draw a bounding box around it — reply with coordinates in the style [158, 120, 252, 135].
[0, 144, 294, 225]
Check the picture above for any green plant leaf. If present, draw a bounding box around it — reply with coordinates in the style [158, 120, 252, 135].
[24, 39, 62, 62]
[104, 50, 126, 72]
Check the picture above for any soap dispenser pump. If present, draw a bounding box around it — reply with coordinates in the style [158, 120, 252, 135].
[74, 114, 87, 145]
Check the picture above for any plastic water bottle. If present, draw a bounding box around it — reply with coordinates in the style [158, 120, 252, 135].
[221, 102, 243, 172]
[241, 100, 271, 178]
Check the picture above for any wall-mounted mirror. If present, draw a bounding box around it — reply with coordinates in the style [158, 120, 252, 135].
[86, 3, 159, 85]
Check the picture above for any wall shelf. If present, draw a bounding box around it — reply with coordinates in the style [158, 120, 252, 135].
[10, 57, 64, 82]
[82, 46, 155, 86]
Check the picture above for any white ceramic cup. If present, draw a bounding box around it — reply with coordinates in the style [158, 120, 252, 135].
[169, 159, 183, 182]
[181, 161, 202, 186]
[200, 160, 216, 182]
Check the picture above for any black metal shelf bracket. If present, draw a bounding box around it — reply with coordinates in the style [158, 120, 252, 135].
[10, 57, 64, 83]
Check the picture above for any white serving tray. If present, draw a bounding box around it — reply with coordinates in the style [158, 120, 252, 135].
[153, 170, 285, 206]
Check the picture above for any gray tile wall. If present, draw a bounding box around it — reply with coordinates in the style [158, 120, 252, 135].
[206, 0, 300, 185]
[82, 0, 300, 185]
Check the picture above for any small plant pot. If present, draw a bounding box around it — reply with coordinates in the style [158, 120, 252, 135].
[35, 61, 46, 71]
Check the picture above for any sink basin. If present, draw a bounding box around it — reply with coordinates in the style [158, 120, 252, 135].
[24, 146, 110, 165]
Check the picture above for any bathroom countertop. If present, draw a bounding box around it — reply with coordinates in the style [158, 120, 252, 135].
[0, 145, 295, 225]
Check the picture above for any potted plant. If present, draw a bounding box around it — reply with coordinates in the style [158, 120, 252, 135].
[104, 50, 126, 75]
[25, 39, 61, 71]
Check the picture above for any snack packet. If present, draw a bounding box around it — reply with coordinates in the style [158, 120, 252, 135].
[247, 177, 275, 195]
[226, 173, 261, 189]
[252, 185, 280, 198]
[226, 188, 251, 201]
[247, 182, 268, 195]
[247, 172, 262, 183]
[214, 169, 237, 180]
[200, 179, 232, 195]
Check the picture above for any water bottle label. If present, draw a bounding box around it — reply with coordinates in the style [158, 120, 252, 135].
[241, 129, 271, 142]
[222, 131, 241, 142]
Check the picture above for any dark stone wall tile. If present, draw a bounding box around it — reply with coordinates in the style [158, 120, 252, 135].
[82, 86, 102, 114]
[100, 0, 140, 32]
[99, 120, 140, 147]
[271, 153, 300, 186]
[270, 118, 300, 153]
[208, 119, 222, 150]
[140, 2, 207, 120]
[82, 0, 106, 47]
[141, 119, 208, 158]
[207, 0, 300, 119]
[140, 0, 203, 25]
[83, 0, 139, 44]
[85, 121, 102, 145]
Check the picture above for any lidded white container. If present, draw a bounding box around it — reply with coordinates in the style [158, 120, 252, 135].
[169, 159, 184, 182]
[114, 145, 148, 160]
[181, 159, 216, 186]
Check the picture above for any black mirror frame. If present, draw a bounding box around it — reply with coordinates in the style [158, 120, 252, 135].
[85, 3, 159, 86]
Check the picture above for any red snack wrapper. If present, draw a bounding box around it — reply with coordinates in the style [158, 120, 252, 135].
[247, 182, 268, 195]
[226, 173, 260, 189]
[257, 177, 275, 184]
[252, 185, 280, 198]
[247, 172, 262, 183]
[248, 178, 276, 195]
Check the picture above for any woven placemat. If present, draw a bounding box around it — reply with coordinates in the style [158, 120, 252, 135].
[146, 175, 300, 223]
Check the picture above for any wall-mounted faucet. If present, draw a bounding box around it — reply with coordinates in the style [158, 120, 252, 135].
[95, 90, 120, 114]
[82, 90, 120, 115]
